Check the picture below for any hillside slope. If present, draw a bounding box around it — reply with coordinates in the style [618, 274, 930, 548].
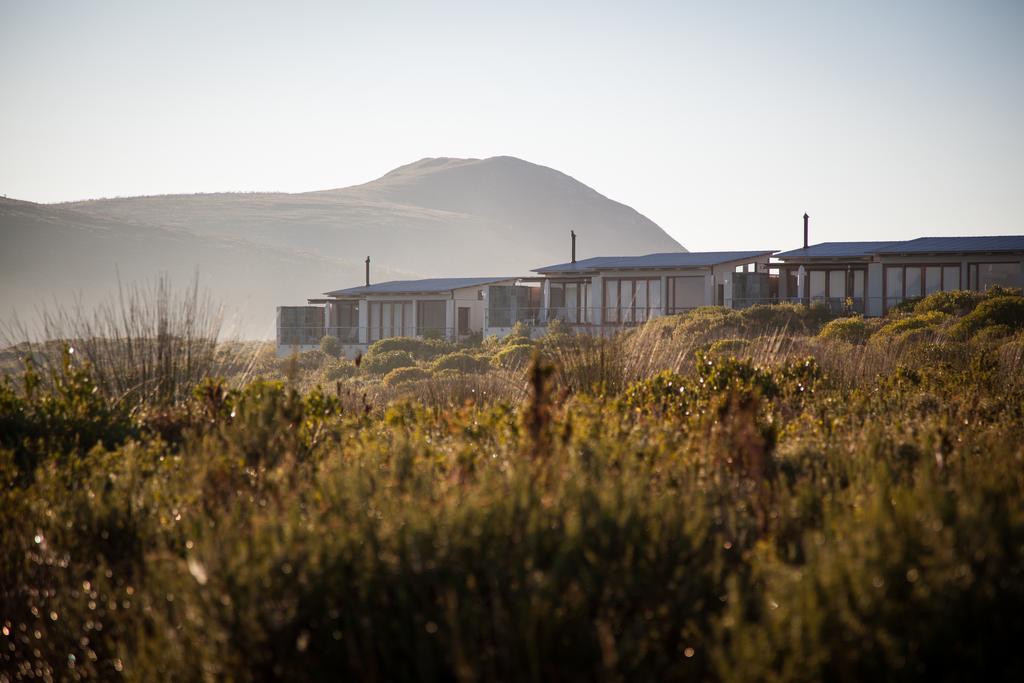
[3, 157, 683, 338]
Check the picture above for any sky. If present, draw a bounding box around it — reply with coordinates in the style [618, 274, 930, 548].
[1, 0, 1022, 251]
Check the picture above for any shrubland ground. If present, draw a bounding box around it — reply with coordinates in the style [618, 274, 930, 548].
[2, 288, 1024, 681]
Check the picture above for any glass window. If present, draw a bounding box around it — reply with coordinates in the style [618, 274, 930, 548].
[604, 280, 619, 323]
[549, 284, 566, 321]
[925, 267, 941, 295]
[403, 302, 413, 335]
[809, 271, 826, 299]
[905, 267, 922, 299]
[618, 281, 629, 319]
[977, 263, 1019, 291]
[828, 271, 845, 300]
[417, 301, 446, 338]
[369, 303, 380, 341]
[885, 266, 904, 308]
[381, 303, 393, 339]
[852, 271, 865, 299]
[565, 283, 578, 323]
[649, 279, 662, 317]
[942, 266, 960, 292]
[636, 280, 648, 322]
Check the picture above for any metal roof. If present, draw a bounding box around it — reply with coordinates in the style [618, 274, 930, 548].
[325, 276, 517, 297]
[774, 241, 901, 259]
[873, 235, 1024, 254]
[532, 250, 775, 274]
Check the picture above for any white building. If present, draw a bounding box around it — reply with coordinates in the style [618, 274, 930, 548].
[517, 250, 776, 332]
[277, 276, 520, 358]
[775, 236, 1024, 316]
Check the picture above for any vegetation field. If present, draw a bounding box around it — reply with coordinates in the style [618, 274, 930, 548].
[3, 289, 1024, 681]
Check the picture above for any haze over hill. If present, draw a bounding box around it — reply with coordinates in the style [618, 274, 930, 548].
[2, 156, 683, 338]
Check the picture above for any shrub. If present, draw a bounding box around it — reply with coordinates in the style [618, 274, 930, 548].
[319, 335, 342, 358]
[285, 348, 331, 371]
[707, 338, 748, 356]
[360, 349, 417, 375]
[950, 295, 1024, 340]
[875, 311, 950, 339]
[819, 315, 870, 344]
[323, 359, 358, 381]
[493, 343, 535, 369]
[431, 350, 489, 374]
[366, 336, 455, 360]
[913, 290, 983, 316]
[383, 366, 430, 386]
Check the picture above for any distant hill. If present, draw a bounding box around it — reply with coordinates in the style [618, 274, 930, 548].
[2, 156, 683, 338]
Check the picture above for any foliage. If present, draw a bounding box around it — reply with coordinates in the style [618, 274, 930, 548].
[949, 295, 1024, 340]
[431, 350, 490, 374]
[818, 315, 870, 344]
[4, 297, 1024, 681]
[875, 310, 950, 339]
[492, 343, 535, 369]
[358, 349, 417, 375]
[367, 336, 456, 360]
[319, 335, 342, 358]
[382, 366, 430, 386]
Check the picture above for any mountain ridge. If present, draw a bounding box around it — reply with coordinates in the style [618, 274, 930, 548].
[2, 156, 684, 338]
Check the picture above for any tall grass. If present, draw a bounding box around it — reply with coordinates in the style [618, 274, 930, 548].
[2, 274, 224, 406]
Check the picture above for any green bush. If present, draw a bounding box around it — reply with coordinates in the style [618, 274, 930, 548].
[950, 295, 1024, 340]
[319, 335, 342, 358]
[359, 349, 417, 375]
[5, 312, 1024, 681]
[913, 289, 983, 316]
[382, 366, 430, 386]
[818, 315, 870, 344]
[323, 359, 358, 381]
[875, 310, 950, 339]
[492, 343, 535, 369]
[706, 338, 748, 356]
[431, 350, 489, 374]
[366, 336, 455, 360]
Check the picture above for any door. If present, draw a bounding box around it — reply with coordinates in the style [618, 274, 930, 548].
[458, 307, 470, 335]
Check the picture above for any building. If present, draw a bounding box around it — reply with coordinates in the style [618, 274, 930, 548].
[277, 276, 521, 358]
[276, 230, 1024, 354]
[776, 235, 1024, 315]
[516, 250, 776, 332]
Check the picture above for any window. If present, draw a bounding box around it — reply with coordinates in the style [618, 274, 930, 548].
[668, 276, 703, 312]
[368, 301, 413, 342]
[942, 266, 960, 291]
[977, 263, 1020, 291]
[603, 278, 660, 324]
[458, 307, 470, 335]
[604, 280, 619, 323]
[925, 267, 941, 295]
[905, 267, 922, 299]
[417, 300, 446, 338]
[852, 271, 865, 300]
[828, 271, 846, 300]
[885, 266, 904, 308]
[329, 301, 359, 342]
[549, 281, 589, 323]
[809, 271, 826, 299]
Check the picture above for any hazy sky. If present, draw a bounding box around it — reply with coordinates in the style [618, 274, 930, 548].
[2, 0, 1022, 251]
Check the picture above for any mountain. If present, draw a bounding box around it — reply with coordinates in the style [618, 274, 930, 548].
[2, 156, 683, 338]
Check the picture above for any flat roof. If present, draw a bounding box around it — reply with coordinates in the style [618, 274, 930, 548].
[533, 250, 775, 274]
[874, 235, 1024, 255]
[325, 276, 518, 297]
[775, 241, 901, 259]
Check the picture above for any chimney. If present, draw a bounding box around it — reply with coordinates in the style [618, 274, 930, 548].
[803, 213, 809, 249]
[571, 230, 577, 263]
[365, 256, 370, 286]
